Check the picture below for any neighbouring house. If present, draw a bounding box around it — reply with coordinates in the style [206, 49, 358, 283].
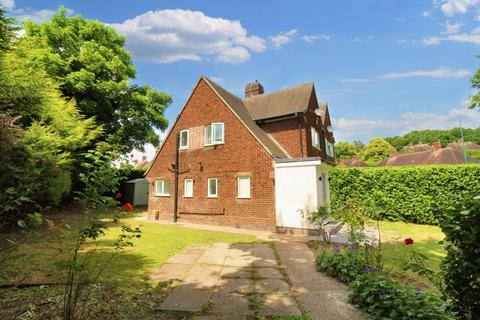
[447, 141, 480, 151]
[400, 143, 433, 154]
[124, 178, 149, 207]
[135, 155, 150, 170]
[378, 141, 480, 166]
[338, 156, 368, 167]
[145, 76, 335, 231]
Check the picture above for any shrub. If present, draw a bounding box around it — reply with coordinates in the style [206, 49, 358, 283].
[315, 245, 376, 283]
[330, 165, 480, 224]
[440, 195, 480, 319]
[350, 273, 455, 320]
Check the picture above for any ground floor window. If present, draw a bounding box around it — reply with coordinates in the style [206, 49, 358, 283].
[237, 176, 251, 198]
[184, 178, 193, 197]
[207, 178, 218, 198]
[155, 179, 170, 196]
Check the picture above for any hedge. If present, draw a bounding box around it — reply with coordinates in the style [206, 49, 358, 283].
[329, 164, 480, 225]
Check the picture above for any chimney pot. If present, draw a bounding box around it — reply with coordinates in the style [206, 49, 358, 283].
[142, 155, 147, 161]
[390, 151, 399, 157]
[432, 141, 442, 151]
[245, 81, 264, 98]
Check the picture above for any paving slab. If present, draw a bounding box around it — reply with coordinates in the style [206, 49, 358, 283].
[159, 284, 213, 312]
[184, 264, 222, 288]
[166, 252, 204, 265]
[216, 277, 254, 294]
[220, 266, 254, 279]
[149, 263, 194, 280]
[210, 283, 251, 315]
[259, 292, 302, 316]
[255, 278, 290, 294]
[256, 267, 283, 279]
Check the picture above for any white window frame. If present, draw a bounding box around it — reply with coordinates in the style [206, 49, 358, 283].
[207, 178, 218, 198]
[237, 176, 251, 199]
[179, 129, 189, 150]
[325, 139, 334, 157]
[311, 127, 320, 150]
[184, 178, 193, 198]
[204, 122, 224, 146]
[155, 179, 170, 196]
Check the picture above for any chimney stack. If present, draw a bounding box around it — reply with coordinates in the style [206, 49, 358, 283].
[390, 151, 399, 157]
[245, 80, 264, 98]
[142, 155, 147, 161]
[432, 141, 442, 151]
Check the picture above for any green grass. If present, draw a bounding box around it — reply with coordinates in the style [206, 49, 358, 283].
[375, 221, 445, 287]
[1, 212, 257, 290]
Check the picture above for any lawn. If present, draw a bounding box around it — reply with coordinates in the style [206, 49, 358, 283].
[0, 211, 258, 319]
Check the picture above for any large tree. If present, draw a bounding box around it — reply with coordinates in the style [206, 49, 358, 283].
[360, 137, 395, 166]
[21, 8, 171, 153]
[334, 141, 358, 162]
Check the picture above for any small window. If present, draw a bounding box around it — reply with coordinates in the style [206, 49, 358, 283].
[237, 176, 251, 199]
[205, 123, 224, 146]
[325, 139, 334, 157]
[155, 179, 170, 196]
[311, 127, 320, 150]
[207, 178, 218, 198]
[184, 179, 193, 197]
[179, 130, 189, 149]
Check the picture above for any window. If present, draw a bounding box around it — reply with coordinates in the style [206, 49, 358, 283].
[311, 127, 320, 150]
[325, 139, 334, 157]
[184, 179, 193, 197]
[179, 129, 189, 149]
[207, 178, 218, 198]
[237, 176, 251, 199]
[155, 179, 170, 196]
[205, 122, 224, 146]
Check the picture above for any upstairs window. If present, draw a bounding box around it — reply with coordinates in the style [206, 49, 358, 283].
[205, 123, 224, 146]
[325, 139, 334, 158]
[155, 179, 170, 196]
[179, 129, 189, 149]
[311, 127, 320, 150]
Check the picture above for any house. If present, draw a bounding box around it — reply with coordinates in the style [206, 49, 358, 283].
[338, 157, 368, 167]
[145, 76, 335, 231]
[378, 141, 480, 166]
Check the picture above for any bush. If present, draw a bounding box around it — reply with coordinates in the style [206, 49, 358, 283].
[315, 245, 376, 283]
[330, 165, 480, 224]
[350, 273, 455, 320]
[440, 195, 480, 319]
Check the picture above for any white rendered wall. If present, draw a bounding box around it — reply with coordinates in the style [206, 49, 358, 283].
[275, 160, 330, 229]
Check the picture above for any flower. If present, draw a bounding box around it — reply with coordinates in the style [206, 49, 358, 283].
[123, 202, 134, 212]
[115, 192, 122, 199]
[320, 242, 329, 248]
[332, 244, 340, 253]
[404, 238, 414, 245]
[363, 266, 379, 273]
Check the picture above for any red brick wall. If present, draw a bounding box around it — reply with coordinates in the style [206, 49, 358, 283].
[146, 78, 277, 229]
[260, 118, 305, 158]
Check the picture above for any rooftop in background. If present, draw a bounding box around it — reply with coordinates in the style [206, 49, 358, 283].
[338, 158, 368, 167]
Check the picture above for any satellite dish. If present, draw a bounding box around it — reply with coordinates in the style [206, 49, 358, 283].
[326, 126, 333, 133]
[314, 108, 325, 117]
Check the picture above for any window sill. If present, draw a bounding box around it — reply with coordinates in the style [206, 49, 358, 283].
[207, 195, 218, 198]
[237, 197, 251, 199]
[179, 147, 189, 150]
[204, 142, 224, 147]
[155, 194, 170, 197]
[183, 196, 193, 198]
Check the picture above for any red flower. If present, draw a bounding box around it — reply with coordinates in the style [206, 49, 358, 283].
[123, 203, 133, 212]
[404, 238, 414, 245]
[115, 192, 122, 199]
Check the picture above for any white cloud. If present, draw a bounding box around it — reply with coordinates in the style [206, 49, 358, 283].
[439, 0, 480, 16]
[208, 76, 224, 84]
[0, 0, 14, 10]
[333, 107, 480, 141]
[421, 10, 432, 17]
[270, 29, 298, 48]
[443, 20, 464, 33]
[423, 26, 480, 45]
[340, 78, 371, 83]
[111, 9, 267, 64]
[377, 67, 470, 79]
[301, 34, 331, 43]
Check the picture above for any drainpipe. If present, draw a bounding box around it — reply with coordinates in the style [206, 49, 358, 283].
[173, 132, 179, 222]
[297, 113, 304, 158]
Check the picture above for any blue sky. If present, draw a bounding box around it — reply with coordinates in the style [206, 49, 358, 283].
[3, 0, 480, 159]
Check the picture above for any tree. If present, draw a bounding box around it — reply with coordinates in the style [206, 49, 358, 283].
[352, 140, 365, 153]
[21, 8, 171, 153]
[0, 6, 16, 52]
[385, 128, 480, 150]
[334, 141, 358, 162]
[360, 137, 395, 166]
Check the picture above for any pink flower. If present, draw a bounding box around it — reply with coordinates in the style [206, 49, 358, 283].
[404, 238, 414, 245]
[123, 203, 133, 212]
[115, 192, 122, 199]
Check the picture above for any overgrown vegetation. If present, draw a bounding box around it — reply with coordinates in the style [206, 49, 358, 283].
[329, 165, 480, 224]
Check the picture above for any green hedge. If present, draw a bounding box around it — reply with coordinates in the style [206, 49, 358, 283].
[329, 164, 480, 224]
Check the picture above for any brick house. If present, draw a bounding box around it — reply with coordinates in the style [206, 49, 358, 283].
[145, 76, 335, 231]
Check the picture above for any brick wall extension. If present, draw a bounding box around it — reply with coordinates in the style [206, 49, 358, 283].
[146, 78, 277, 229]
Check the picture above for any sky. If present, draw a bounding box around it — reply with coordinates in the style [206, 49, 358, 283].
[3, 0, 480, 160]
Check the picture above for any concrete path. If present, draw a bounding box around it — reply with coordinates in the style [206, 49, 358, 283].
[273, 236, 364, 320]
[154, 242, 301, 318]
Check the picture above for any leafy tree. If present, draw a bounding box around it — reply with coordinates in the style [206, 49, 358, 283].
[352, 140, 365, 153]
[0, 6, 16, 52]
[360, 137, 395, 166]
[334, 141, 358, 162]
[21, 8, 171, 153]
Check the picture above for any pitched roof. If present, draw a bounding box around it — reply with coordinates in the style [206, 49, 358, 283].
[338, 159, 368, 167]
[447, 141, 480, 150]
[400, 144, 434, 154]
[243, 82, 314, 120]
[203, 77, 289, 158]
[378, 147, 480, 166]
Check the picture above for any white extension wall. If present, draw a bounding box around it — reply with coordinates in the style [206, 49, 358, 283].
[274, 159, 330, 230]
